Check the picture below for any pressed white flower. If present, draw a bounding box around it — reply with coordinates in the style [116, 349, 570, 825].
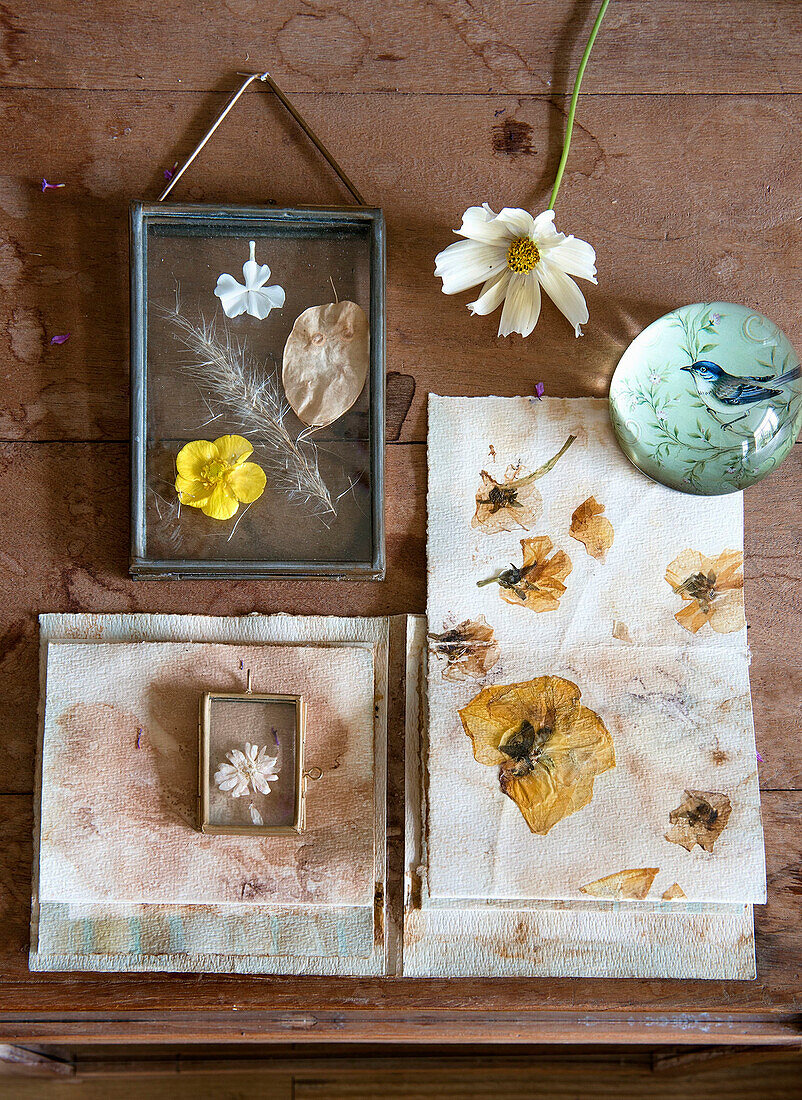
[214, 742, 279, 798]
[434, 205, 597, 338]
[215, 240, 286, 320]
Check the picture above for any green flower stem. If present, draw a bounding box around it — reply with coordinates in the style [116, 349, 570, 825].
[515, 434, 577, 484]
[548, 0, 611, 211]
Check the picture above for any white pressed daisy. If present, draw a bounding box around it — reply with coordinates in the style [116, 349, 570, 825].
[214, 742, 279, 798]
[434, 205, 597, 338]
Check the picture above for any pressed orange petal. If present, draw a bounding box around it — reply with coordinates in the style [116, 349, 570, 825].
[175, 439, 216, 480]
[580, 868, 658, 900]
[201, 481, 239, 520]
[213, 434, 253, 466]
[570, 496, 614, 561]
[675, 602, 707, 633]
[227, 460, 266, 503]
[708, 589, 746, 633]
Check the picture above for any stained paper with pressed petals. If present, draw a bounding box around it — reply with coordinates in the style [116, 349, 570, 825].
[425, 395, 765, 907]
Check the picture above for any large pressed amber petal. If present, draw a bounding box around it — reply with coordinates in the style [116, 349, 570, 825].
[175, 439, 217, 479]
[213, 434, 253, 466]
[227, 461, 267, 503]
[459, 682, 533, 765]
[460, 676, 614, 834]
[201, 481, 239, 520]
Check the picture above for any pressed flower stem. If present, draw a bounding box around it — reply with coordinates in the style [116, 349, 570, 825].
[548, 0, 611, 210]
[515, 434, 577, 484]
[476, 575, 503, 588]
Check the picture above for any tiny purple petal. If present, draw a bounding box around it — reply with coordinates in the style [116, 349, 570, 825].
[532, 382, 545, 401]
[50, 333, 70, 345]
[756, 750, 763, 763]
[41, 178, 65, 191]
[163, 161, 178, 180]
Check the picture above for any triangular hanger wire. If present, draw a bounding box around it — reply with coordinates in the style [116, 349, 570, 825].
[158, 71, 366, 206]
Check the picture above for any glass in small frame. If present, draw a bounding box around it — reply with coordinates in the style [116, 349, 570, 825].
[130, 202, 385, 579]
[199, 691, 306, 835]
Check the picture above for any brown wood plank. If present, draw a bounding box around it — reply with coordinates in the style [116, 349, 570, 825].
[0, 2, 800, 95]
[0, 90, 800, 443]
[0, 441, 799, 793]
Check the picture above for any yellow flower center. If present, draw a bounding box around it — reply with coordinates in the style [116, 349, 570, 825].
[506, 236, 540, 273]
[201, 459, 228, 485]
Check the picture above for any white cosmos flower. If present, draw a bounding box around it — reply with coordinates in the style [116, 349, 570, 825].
[214, 742, 279, 798]
[434, 205, 597, 338]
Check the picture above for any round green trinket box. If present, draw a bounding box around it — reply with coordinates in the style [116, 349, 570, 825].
[609, 302, 801, 495]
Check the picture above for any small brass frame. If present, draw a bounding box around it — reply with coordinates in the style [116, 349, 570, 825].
[198, 686, 308, 836]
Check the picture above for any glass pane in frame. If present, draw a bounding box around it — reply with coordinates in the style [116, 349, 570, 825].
[130, 203, 385, 578]
[200, 693, 305, 835]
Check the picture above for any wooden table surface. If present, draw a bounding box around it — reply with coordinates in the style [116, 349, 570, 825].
[0, 0, 800, 1046]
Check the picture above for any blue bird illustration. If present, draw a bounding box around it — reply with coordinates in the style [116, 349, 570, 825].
[681, 360, 801, 420]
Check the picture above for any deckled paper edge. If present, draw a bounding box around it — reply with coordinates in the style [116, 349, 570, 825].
[403, 612, 756, 979]
[31, 613, 392, 976]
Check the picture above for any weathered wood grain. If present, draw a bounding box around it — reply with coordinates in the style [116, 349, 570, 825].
[0, 792, 800, 1013]
[1, 2, 800, 95]
[0, 91, 800, 442]
[0, 0, 800, 1043]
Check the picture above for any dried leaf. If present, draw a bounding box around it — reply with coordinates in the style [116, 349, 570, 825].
[471, 435, 575, 534]
[479, 536, 572, 613]
[428, 616, 500, 682]
[580, 868, 658, 899]
[459, 675, 615, 835]
[612, 620, 633, 643]
[665, 790, 732, 852]
[282, 301, 369, 427]
[570, 496, 614, 560]
[665, 549, 745, 634]
[662, 883, 686, 900]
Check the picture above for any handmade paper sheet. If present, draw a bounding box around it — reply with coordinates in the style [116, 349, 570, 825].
[32, 613, 391, 976]
[404, 615, 756, 979]
[39, 641, 375, 907]
[425, 397, 765, 907]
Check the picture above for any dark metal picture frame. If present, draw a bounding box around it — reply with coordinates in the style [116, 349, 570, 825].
[129, 201, 386, 580]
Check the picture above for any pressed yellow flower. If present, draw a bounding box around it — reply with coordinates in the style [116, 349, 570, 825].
[665, 549, 745, 634]
[175, 434, 266, 521]
[478, 535, 572, 613]
[459, 675, 615, 835]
